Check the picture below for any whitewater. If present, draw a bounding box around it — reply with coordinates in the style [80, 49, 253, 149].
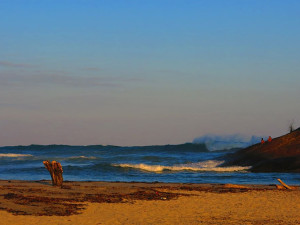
[115, 161, 250, 172]
[0, 144, 299, 184]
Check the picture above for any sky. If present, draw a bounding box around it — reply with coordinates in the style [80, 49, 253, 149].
[0, 0, 300, 146]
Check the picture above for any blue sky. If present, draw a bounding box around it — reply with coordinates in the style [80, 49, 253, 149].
[0, 0, 299, 146]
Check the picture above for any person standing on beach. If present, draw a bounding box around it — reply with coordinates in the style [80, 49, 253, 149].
[261, 138, 265, 144]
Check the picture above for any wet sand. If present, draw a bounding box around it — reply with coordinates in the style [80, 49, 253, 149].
[0, 180, 299, 225]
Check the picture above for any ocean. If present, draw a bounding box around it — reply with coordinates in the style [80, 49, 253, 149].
[0, 144, 299, 185]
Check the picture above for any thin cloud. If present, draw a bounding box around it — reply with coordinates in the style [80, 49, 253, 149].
[0, 73, 143, 88]
[0, 61, 33, 68]
[155, 69, 186, 75]
[0, 103, 40, 110]
[82, 67, 102, 72]
[32, 74, 120, 87]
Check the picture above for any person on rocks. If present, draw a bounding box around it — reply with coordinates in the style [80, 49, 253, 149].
[268, 136, 272, 142]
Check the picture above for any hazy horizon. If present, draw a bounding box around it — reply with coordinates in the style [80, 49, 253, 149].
[1, 1, 299, 146]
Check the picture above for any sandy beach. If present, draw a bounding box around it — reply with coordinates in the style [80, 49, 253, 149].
[0, 180, 299, 225]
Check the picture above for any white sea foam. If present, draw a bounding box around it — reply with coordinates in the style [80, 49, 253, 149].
[115, 160, 250, 172]
[69, 156, 97, 160]
[0, 153, 33, 157]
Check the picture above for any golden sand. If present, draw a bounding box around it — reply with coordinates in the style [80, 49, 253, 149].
[0, 180, 299, 225]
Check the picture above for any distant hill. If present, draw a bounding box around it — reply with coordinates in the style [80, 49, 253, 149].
[222, 128, 300, 172]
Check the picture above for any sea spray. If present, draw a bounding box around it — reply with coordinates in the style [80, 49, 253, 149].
[193, 134, 265, 151]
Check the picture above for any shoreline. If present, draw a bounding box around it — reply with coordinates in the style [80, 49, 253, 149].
[0, 180, 299, 224]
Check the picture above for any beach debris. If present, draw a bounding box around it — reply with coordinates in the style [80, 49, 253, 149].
[43, 160, 63, 187]
[276, 185, 286, 190]
[276, 179, 295, 190]
[223, 184, 249, 189]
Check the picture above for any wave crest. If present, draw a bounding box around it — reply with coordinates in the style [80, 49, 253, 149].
[114, 160, 250, 172]
[68, 156, 97, 160]
[0, 153, 33, 157]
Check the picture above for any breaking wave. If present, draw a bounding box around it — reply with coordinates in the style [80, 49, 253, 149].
[68, 156, 97, 160]
[0, 153, 33, 158]
[114, 160, 251, 173]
